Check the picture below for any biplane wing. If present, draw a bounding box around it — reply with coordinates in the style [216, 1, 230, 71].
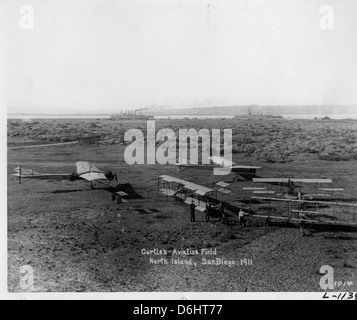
[253, 178, 333, 184]
[76, 162, 102, 174]
[175, 156, 235, 168]
[230, 165, 261, 173]
[175, 156, 260, 176]
[75, 162, 109, 181]
[210, 156, 235, 167]
[210, 156, 260, 169]
[78, 172, 108, 181]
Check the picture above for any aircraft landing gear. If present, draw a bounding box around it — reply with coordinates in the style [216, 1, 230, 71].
[90, 182, 95, 190]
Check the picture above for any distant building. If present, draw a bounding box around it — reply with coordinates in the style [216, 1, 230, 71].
[246, 105, 283, 119]
[110, 107, 154, 120]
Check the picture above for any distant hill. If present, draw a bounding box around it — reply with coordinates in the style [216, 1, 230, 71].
[144, 105, 357, 116]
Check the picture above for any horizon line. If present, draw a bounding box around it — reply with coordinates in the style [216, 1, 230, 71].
[7, 104, 357, 116]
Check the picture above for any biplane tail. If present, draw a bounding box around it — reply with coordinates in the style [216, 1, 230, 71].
[12, 167, 39, 184]
[12, 166, 74, 184]
[13, 167, 39, 175]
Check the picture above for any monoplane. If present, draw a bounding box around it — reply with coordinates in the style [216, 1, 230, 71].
[12, 161, 117, 189]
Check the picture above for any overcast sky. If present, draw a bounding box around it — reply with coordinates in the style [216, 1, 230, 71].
[5, 0, 357, 113]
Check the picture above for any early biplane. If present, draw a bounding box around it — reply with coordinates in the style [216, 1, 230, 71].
[157, 175, 239, 220]
[251, 177, 336, 200]
[158, 175, 215, 212]
[12, 161, 117, 189]
[176, 156, 260, 180]
[157, 175, 357, 228]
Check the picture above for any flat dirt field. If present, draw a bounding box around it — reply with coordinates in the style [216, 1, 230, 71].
[7, 119, 357, 292]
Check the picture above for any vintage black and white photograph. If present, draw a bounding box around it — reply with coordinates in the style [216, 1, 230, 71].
[3, 0, 357, 297]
